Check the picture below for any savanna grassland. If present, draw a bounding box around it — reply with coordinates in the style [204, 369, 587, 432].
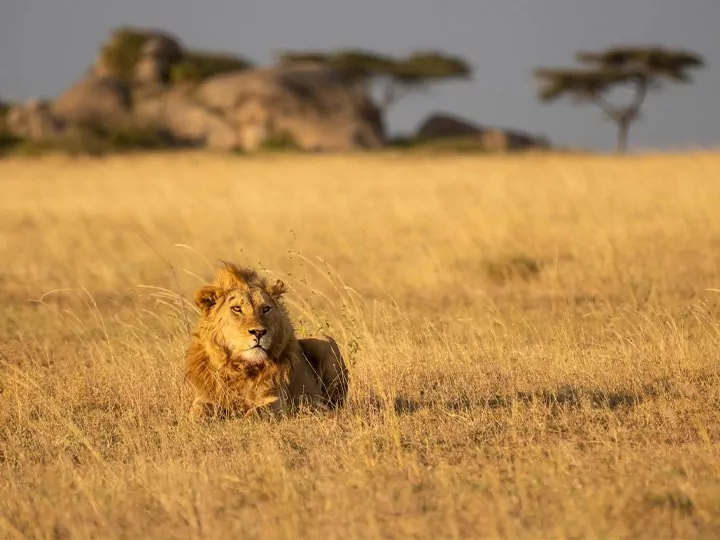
[1, 150, 720, 539]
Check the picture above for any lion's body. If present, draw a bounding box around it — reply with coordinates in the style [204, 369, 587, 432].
[184, 263, 348, 420]
[296, 337, 349, 408]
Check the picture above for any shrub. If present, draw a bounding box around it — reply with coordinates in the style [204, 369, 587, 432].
[102, 124, 173, 151]
[2, 121, 175, 157]
[170, 52, 252, 85]
[0, 132, 22, 154]
[386, 134, 416, 149]
[382, 134, 491, 154]
[0, 104, 23, 154]
[260, 132, 302, 152]
[100, 28, 150, 83]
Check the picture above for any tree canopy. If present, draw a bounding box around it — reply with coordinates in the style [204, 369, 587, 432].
[170, 51, 253, 85]
[278, 49, 471, 112]
[535, 46, 705, 152]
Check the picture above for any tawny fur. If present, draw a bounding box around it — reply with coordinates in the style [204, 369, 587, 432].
[184, 262, 349, 421]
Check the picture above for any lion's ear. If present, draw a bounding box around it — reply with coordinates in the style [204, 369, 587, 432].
[194, 286, 221, 314]
[268, 279, 287, 300]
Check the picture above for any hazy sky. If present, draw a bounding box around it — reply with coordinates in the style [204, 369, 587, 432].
[2, 0, 718, 151]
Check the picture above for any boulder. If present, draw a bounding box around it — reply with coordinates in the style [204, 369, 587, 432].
[137, 32, 183, 63]
[52, 74, 132, 128]
[7, 98, 65, 140]
[194, 64, 384, 152]
[416, 113, 550, 151]
[133, 88, 238, 149]
[416, 114, 479, 140]
[134, 35, 184, 87]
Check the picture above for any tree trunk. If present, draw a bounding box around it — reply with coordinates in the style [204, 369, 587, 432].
[616, 119, 630, 154]
[597, 77, 646, 155]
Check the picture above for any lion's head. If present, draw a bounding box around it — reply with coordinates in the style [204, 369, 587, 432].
[185, 262, 349, 421]
[193, 262, 295, 371]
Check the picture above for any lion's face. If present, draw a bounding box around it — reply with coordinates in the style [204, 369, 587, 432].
[194, 280, 292, 368]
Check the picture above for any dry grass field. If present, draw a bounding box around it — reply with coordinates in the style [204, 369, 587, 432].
[1, 150, 720, 539]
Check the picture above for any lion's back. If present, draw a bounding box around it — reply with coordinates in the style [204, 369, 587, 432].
[297, 336, 349, 409]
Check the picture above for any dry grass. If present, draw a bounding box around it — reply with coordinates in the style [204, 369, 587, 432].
[1, 150, 720, 539]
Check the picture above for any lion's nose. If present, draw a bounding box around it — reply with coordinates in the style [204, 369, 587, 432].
[248, 328, 267, 339]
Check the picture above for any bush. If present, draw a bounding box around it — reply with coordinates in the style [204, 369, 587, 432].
[0, 104, 23, 154]
[0, 132, 22, 155]
[170, 52, 252, 85]
[260, 132, 302, 152]
[105, 125, 173, 150]
[386, 134, 417, 149]
[1, 121, 175, 157]
[100, 28, 150, 83]
[384, 134, 490, 154]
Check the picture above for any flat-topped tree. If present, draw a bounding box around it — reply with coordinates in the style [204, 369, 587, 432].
[535, 46, 705, 153]
[387, 51, 471, 110]
[170, 51, 253, 85]
[278, 49, 471, 114]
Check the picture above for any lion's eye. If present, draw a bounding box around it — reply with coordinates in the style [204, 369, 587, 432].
[262, 305, 271, 314]
[231, 306, 242, 314]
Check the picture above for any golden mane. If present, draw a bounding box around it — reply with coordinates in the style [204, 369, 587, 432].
[184, 262, 348, 420]
[211, 261, 287, 298]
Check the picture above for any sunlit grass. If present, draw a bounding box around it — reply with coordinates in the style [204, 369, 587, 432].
[1, 151, 720, 539]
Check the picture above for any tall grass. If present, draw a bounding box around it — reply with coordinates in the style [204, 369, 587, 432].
[1, 151, 720, 539]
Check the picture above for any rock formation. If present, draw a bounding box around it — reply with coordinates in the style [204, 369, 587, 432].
[51, 75, 132, 129]
[193, 64, 383, 151]
[4, 27, 384, 153]
[7, 98, 65, 141]
[3, 27, 552, 154]
[133, 34, 183, 89]
[416, 113, 550, 151]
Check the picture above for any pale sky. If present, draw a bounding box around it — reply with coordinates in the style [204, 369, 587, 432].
[1, 0, 718, 151]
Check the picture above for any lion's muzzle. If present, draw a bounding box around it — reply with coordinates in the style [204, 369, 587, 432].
[241, 346, 270, 366]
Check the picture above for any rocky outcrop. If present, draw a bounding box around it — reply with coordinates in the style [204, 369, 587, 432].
[416, 113, 550, 151]
[7, 99, 65, 141]
[133, 88, 238, 149]
[4, 28, 560, 155]
[133, 34, 183, 88]
[194, 64, 384, 151]
[51, 75, 132, 129]
[5, 28, 384, 153]
[92, 28, 182, 82]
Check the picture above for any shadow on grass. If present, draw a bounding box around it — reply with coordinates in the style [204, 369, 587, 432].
[385, 379, 677, 416]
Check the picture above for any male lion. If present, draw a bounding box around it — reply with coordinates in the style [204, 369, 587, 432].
[184, 262, 349, 420]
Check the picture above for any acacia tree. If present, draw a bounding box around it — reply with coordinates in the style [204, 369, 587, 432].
[278, 49, 471, 114]
[535, 46, 705, 153]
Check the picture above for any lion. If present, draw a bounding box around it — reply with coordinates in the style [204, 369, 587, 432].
[184, 262, 349, 421]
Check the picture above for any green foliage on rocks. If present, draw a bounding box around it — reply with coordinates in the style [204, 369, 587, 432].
[100, 27, 252, 86]
[99, 28, 151, 83]
[170, 52, 253, 85]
